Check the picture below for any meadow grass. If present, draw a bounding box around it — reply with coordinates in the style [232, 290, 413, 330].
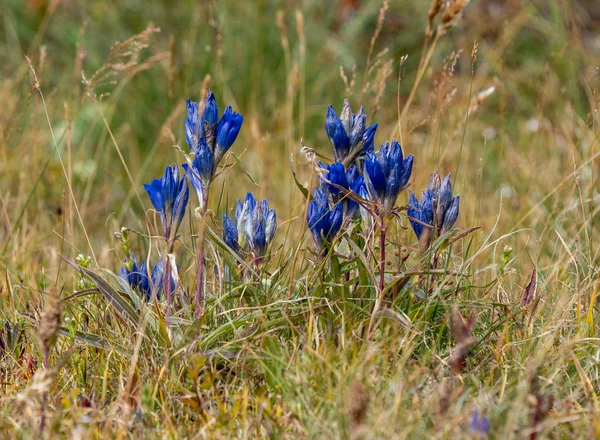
[1, 0, 600, 438]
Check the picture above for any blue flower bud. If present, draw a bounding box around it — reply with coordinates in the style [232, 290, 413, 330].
[185, 98, 201, 150]
[222, 213, 239, 253]
[326, 100, 377, 164]
[364, 141, 413, 215]
[226, 193, 276, 260]
[362, 123, 377, 155]
[348, 107, 366, 148]
[214, 106, 243, 166]
[442, 195, 460, 233]
[326, 105, 350, 162]
[144, 165, 189, 239]
[201, 91, 219, 130]
[407, 191, 423, 239]
[120, 254, 172, 301]
[437, 174, 453, 222]
[183, 138, 213, 212]
[307, 187, 343, 250]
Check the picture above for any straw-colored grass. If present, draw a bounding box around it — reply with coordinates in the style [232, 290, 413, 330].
[1, 0, 600, 438]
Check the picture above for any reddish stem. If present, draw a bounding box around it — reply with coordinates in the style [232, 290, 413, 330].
[164, 253, 172, 318]
[194, 220, 206, 319]
[379, 225, 386, 294]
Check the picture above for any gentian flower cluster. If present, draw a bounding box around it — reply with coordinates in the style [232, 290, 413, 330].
[363, 141, 414, 215]
[408, 171, 460, 245]
[326, 99, 377, 165]
[183, 91, 244, 213]
[307, 186, 343, 251]
[308, 100, 415, 253]
[144, 164, 189, 243]
[120, 254, 172, 301]
[223, 193, 277, 263]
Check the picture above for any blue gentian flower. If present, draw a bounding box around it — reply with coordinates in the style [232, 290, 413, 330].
[214, 106, 243, 166]
[357, 183, 372, 230]
[364, 140, 413, 214]
[319, 162, 349, 199]
[470, 411, 490, 437]
[362, 123, 377, 156]
[408, 171, 460, 242]
[345, 166, 365, 219]
[222, 193, 276, 260]
[144, 165, 189, 240]
[183, 138, 213, 211]
[184, 98, 201, 150]
[222, 213, 239, 254]
[319, 162, 365, 220]
[184, 90, 243, 172]
[407, 190, 433, 241]
[307, 187, 343, 250]
[325, 99, 378, 164]
[120, 254, 171, 301]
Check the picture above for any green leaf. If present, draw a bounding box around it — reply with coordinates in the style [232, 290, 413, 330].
[289, 157, 309, 199]
[61, 256, 140, 326]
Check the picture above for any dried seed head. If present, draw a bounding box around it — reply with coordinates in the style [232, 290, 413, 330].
[441, 0, 469, 28]
[427, 0, 444, 37]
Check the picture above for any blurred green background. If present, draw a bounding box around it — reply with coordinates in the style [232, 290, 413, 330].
[2, 0, 600, 268]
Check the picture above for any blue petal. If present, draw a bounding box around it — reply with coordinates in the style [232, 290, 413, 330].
[307, 199, 326, 249]
[235, 200, 244, 223]
[183, 153, 211, 211]
[325, 202, 343, 242]
[245, 192, 257, 213]
[407, 191, 423, 239]
[201, 91, 219, 129]
[194, 138, 214, 183]
[346, 174, 364, 218]
[345, 165, 359, 188]
[399, 155, 414, 190]
[265, 209, 276, 243]
[362, 123, 377, 155]
[222, 213, 239, 253]
[185, 98, 200, 150]
[326, 162, 348, 196]
[442, 195, 460, 232]
[253, 221, 267, 257]
[420, 189, 434, 227]
[144, 180, 164, 215]
[385, 141, 403, 177]
[364, 153, 386, 203]
[119, 266, 130, 281]
[325, 105, 350, 162]
[385, 163, 402, 210]
[312, 186, 328, 209]
[349, 107, 366, 148]
[173, 173, 189, 226]
[214, 106, 243, 165]
[437, 174, 453, 220]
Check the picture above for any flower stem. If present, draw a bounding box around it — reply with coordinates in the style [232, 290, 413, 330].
[379, 226, 386, 293]
[195, 217, 206, 319]
[164, 250, 172, 319]
[367, 219, 386, 339]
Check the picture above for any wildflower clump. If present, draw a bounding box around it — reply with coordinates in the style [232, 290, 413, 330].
[222, 193, 277, 266]
[363, 140, 413, 216]
[408, 170, 460, 248]
[120, 254, 170, 301]
[325, 99, 377, 165]
[144, 164, 189, 243]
